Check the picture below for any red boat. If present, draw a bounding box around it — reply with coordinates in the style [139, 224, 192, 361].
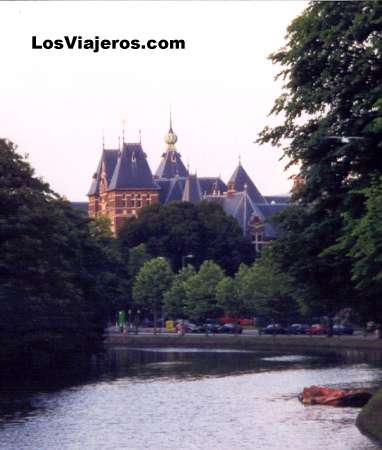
[299, 385, 371, 407]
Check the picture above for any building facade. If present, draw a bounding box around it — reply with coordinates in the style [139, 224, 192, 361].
[87, 118, 290, 250]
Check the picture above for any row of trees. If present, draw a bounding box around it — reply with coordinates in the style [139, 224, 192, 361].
[131, 251, 299, 328]
[256, 2, 382, 322]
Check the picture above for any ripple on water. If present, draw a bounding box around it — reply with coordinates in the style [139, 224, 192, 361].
[0, 349, 381, 450]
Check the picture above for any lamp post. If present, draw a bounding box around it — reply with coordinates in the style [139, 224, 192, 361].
[134, 308, 141, 335]
[128, 309, 132, 333]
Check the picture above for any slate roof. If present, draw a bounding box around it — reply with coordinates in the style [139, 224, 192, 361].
[88, 149, 119, 196]
[257, 204, 289, 239]
[228, 163, 267, 204]
[182, 175, 202, 203]
[204, 192, 289, 238]
[264, 195, 291, 204]
[156, 177, 187, 203]
[257, 203, 289, 219]
[199, 177, 227, 195]
[156, 179, 172, 203]
[108, 143, 159, 191]
[221, 192, 257, 236]
[167, 177, 187, 202]
[155, 150, 189, 179]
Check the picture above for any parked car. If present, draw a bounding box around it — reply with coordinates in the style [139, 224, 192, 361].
[262, 324, 287, 335]
[333, 324, 354, 335]
[238, 318, 253, 326]
[220, 323, 243, 334]
[366, 321, 378, 333]
[218, 316, 236, 325]
[199, 319, 221, 334]
[287, 323, 310, 335]
[174, 320, 203, 333]
[306, 324, 327, 335]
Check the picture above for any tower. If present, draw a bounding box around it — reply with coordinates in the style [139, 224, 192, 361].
[155, 114, 189, 179]
[88, 140, 159, 235]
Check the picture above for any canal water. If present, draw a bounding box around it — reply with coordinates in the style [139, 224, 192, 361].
[0, 347, 382, 450]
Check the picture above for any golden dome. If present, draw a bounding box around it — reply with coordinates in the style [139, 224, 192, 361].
[164, 130, 178, 145]
[164, 113, 177, 150]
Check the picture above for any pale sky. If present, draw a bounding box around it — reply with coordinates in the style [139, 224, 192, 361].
[0, 1, 308, 201]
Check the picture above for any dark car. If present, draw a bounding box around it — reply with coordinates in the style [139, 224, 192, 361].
[199, 319, 221, 334]
[366, 321, 377, 333]
[306, 324, 327, 335]
[262, 324, 287, 335]
[220, 323, 243, 334]
[287, 323, 310, 335]
[333, 324, 354, 335]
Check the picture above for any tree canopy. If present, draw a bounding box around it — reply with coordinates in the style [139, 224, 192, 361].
[184, 260, 225, 321]
[132, 257, 174, 330]
[0, 139, 123, 368]
[117, 201, 254, 275]
[163, 265, 196, 319]
[257, 2, 382, 320]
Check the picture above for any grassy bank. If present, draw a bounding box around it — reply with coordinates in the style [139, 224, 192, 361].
[357, 385, 382, 444]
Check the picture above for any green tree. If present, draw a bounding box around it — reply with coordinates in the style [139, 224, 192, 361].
[328, 177, 382, 321]
[349, 178, 382, 295]
[118, 201, 254, 275]
[127, 243, 151, 280]
[132, 257, 174, 332]
[163, 265, 196, 319]
[257, 2, 382, 317]
[0, 139, 125, 367]
[184, 260, 224, 321]
[88, 216, 113, 240]
[235, 264, 255, 314]
[216, 277, 242, 319]
[245, 248, 299, 321]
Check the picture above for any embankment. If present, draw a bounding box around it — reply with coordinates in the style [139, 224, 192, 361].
[104, 333, 382, 354]
[357, 385, 382, 445]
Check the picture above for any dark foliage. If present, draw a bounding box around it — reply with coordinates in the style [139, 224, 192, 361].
[257, 2, 382, 319]
[0, 139, 123, 368]
[117, 201, 255, 275]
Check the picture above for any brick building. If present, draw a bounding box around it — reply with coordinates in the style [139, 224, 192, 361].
[86, 117, 290, 250]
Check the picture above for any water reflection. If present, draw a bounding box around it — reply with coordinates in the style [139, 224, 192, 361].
[103, 347, 340, 382]
[0, 347, 381, 450]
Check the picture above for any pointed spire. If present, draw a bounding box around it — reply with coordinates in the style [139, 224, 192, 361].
[122, 118, 127, 143]
[155, 111, 188, 178]
[102, 130, 105, 150]
[164, 111, 178, 150]
[139, 129, 142, 143]
[118, 136, 121, 155]
[228, 161, 267, 203]
[238, 154, 242, 166]
[169, 106, 173, 133]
